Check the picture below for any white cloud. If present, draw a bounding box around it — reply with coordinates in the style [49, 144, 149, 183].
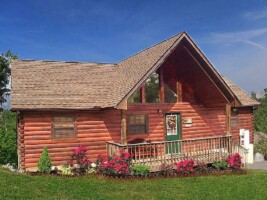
[208, 28, 267, 50]
[243, 7, 267, 20]
[209, 46, 267, 93]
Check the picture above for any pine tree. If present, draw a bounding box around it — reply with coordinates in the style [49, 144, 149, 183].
[38, 147, 52, 173]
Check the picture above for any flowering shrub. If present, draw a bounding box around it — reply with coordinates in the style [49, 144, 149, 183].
[174, 159, 195, 174]
[160, 163, 175, 176]
[227, 153, 243, 169]
[96, 150, 133, 176]
[69, 145, 91, 174]
[195, 162, 208, 173]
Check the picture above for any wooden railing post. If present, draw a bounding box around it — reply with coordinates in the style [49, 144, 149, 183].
[226, 103, 231, 136]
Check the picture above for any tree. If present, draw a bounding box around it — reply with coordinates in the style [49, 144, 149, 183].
[38, 147, 52, 173]
[0, 50, 18, 109]
[145, 74, 159, 103]
[0, 50, 18, 167]
[0, 110, 17, 167]
[254, 92, 267, 133]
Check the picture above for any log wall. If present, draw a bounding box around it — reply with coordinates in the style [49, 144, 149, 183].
[20, 110, 121, 169]
[18, 105, 254, 170]
[126, 103, 227, 142]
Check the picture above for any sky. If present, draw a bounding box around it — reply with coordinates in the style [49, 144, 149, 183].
[1, 0, 267, 93]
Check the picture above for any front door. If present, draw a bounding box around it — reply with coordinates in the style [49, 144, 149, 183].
[165, 113, 181, 154]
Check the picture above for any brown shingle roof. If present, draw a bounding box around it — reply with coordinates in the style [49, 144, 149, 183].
[11, 60, 119, 109]
[222, 76, 260, 106]
[11, 33, 183, 110]
[11, 33, 259, 110]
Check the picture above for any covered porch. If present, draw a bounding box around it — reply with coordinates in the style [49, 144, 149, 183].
[107, 136, 248, 171]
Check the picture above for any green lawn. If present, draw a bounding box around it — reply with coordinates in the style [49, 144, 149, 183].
[0, 168, 267, 200]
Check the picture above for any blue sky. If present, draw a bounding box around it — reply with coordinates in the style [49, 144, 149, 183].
[1, 0, 267, 93]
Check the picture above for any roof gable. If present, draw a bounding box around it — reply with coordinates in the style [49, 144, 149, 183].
[114, 33, 183, 108]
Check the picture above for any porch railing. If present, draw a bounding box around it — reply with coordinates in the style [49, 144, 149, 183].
[107, 136, 248, 171]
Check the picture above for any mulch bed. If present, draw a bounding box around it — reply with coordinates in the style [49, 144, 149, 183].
[100, 168, 247, 180]
[26, 167, 247, 180]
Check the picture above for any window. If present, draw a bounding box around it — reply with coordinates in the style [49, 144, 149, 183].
[128, 90, 141, 103]
[53, 116, 76, 139]
[128, 114, 148, 135]
[145, 73, 159, 103]
[165, 84, 177, 103]
[231, 109, 239, 128]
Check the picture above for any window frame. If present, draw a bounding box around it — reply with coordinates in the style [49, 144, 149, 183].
[52, 115, 77, 140]
[128, 114, 149, 135]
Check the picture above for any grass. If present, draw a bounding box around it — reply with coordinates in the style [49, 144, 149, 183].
[1, 168, 267, 200]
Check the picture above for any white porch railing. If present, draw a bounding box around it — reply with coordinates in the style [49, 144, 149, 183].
[107, 136, 248, 171]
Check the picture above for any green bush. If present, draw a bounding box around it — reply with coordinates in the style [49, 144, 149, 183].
[212, 161, 228, 170]
[254, 133, 267, 160]
[254, 93, 267, 133]
[38, 147, 52, 173]
[132, 164, 150, 176]
[61, 165, 72, 176]
[0, 110, 17, 168]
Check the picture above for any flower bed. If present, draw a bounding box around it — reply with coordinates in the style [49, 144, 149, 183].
[26, 145, 247, 179]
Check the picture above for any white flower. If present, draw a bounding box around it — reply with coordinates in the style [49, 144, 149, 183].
[91, 163, 96, 168]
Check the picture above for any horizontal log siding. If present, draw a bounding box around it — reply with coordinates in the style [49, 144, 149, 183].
[126, 103, 227, 142]
[19, 105, 254, 170]
[21, 110, 121, 169]
[231, 107, 254, 144]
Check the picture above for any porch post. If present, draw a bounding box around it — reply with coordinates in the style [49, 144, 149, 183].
[176, 81, 182, 102]
[121, 109, 127, 145]
[226, 103, 231, 135]
[159, 67, 165, 103]
[140, 83, 146, 103]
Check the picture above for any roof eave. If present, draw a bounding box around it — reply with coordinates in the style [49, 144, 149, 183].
[10, 106, 115, 112]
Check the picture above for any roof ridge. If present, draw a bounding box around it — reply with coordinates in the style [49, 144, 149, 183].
[117, 32, 184, 64]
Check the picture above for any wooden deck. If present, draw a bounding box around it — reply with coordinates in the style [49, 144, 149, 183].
[107, 136, 248, 171]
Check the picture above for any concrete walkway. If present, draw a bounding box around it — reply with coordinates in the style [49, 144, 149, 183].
[247, 161, 267, 170]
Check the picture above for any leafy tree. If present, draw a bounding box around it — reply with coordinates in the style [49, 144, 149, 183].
[0, 50, 18, 109]
[254, 92, 267, 133]
[0, 110, 17, 167]
[145, 74, 159, 103]
[128, 73, 177, 103]
[128, 73, 159, 103]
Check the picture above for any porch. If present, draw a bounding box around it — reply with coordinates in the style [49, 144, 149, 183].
[107, 136, 248, 171]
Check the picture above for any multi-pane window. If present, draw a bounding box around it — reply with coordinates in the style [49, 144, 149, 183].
[128, 114, 148, 135]
[53, 116, 76, 139]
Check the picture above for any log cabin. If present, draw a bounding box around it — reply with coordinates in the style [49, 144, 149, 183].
[11, 32, 260, 171]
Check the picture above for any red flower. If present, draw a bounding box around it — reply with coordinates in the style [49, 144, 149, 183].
[174, 159, 195, 174]
[227, 153, 243, 169]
